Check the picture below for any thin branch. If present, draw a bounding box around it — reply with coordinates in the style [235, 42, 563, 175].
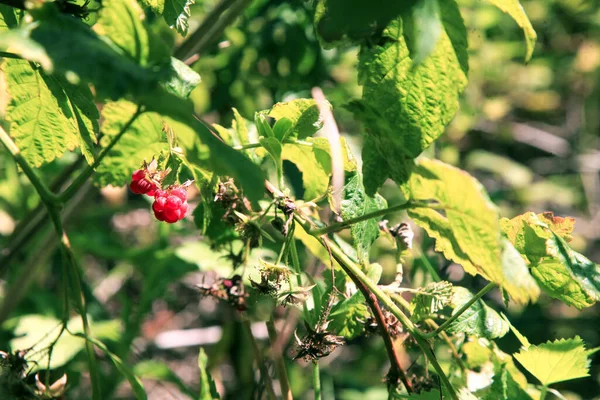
[367, 290, 413, 393]
[422, 282, 496, 339]
[242, 318, 277, 400]
[310, 201, 431, 236]
[0, 126, 102, 400]
[174, 0, 237, 60]
[0, 126, 61, 206]
[266, 317, 293, 400]
[58, 106, 143, 202]
[176, 0, 253, 63]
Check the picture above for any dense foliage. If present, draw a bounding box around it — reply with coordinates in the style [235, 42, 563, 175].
[0, 0, 599, 399]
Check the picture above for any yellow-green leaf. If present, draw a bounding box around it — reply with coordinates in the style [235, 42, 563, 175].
[487, 0, 537, 61]
[513, 336, 592, 386]
[501, 212, 600, 309]
[446, 287, 509, 339]
[407, 159, 539, 304]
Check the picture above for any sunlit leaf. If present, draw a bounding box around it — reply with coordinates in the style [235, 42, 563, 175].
[445, 287, 508, 339]
[486, 0, 537, 61]
[407, 159, 539, 304]
[501, 212, 600, 309]
[513, 336, 592, 385]
[353, 0, 467, 193]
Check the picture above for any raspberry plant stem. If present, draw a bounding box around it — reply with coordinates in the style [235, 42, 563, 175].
[312, 361, 322, 400]
[0, 126, 62, 206]
[242, 318, 277, 400]
[309, 201, 436, 236]
[0, 125, 102, 400]
[266, 317, 293, 400]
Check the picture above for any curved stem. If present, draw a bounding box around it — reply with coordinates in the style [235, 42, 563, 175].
[422, 282, 496, 339]
[58, 106, 143, 203]
[0, 126, 62, 206]
[323, 237, 457, 400]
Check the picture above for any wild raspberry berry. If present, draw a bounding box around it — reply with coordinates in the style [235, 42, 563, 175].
[130, 169, 157, 196]
[152, 186, 189, 224]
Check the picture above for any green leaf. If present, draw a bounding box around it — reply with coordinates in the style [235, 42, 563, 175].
[3, 59, 99, 167]
[486, 0, 537, 61]
[265, 99, 325, 140]
[313, 0, 417, 48]
[484, 366, 533, 400]
[407, 159, 539, 305]
[9, 315, 86, 371]
[93, 0, 170, 67]
[198, 348, 220, 400]
[340, 173, 387, 262]
[329, 292, 370, 339]
[282, 138, 332, 201]
[446, 287, 509, 339]
[163, 0, 195, 36]
[501, 212, 600, 309]
[134, 361, 195, 398]
[1, 3, 171, 100]
[513, 336, 592, 386]
[164, 58, 201, 98]
[272, 117, 293, 142]
[353, 1, 468, 192]
[410, 280, 453, 322]
[94, 101, 168, 187]
[255, 112, 275, 138]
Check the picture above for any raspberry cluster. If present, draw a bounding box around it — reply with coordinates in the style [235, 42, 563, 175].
[129, 169, 157, 196]
[152, 187, 189, 223]
[128, 161, 191, 224]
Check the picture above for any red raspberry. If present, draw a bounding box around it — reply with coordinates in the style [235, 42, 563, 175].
[152, 186, 188, 224]
[130, 169, 157, 196]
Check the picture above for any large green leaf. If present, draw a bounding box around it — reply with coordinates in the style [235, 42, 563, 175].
[446, 287, 508, 339]
[3, 59, 99, 167]
[94, 101, 168, 187]
[406, 159, 539, 304]
[0, 3, 171, 100]
[340, 173, 387, 263]
[486, 0, 537, 61]
[313, 0, 417, 48]
[353, 0, 467, 193]
[501, 212, 600, 309]
[513, 336, 593, 386]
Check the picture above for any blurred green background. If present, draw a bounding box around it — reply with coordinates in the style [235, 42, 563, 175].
[0, 0, 599, 398]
